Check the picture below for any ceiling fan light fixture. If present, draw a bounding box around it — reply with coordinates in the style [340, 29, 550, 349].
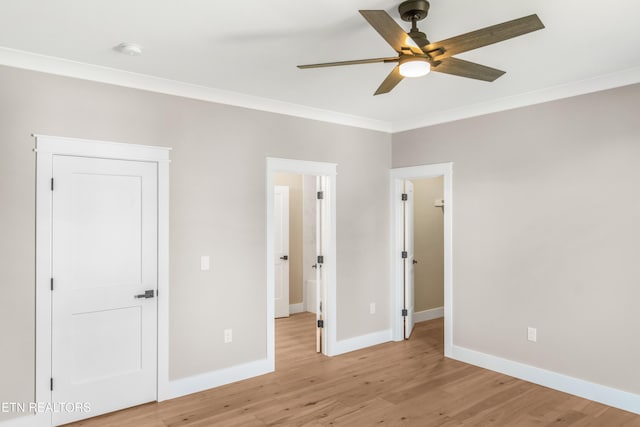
[399, 57, 430, 77]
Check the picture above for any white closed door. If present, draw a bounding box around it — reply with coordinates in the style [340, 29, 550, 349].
[404, 180, 416, 339]
[274, 186, 290, 318]
[51, 155, 158, 426]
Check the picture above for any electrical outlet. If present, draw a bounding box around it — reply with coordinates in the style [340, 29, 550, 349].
[527, 327, 537, 342]
[224, 328, 232, 343]
[370, 303, 376, 314]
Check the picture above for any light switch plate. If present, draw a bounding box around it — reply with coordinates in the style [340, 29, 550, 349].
[201, 256, 210, 271]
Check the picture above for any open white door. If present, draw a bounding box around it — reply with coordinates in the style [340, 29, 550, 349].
[51, 155, 157, 426]
[274, 186, 290, 318]
[315, 176, 328, 353]
[403, 180, 416, 339]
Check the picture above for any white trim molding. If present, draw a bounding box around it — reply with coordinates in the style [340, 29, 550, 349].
[390, 163, 453, 357]
[414, 307, 444, 323]
[166, 359, 271, 400]
[0, 48, 390, 133]
[34, 135, 171, 426]
[289, 303, 305, 314]
[331, 330, 393, 357]
[452, 345, 640, 415]
[3, 48, 639, 134]
[391, 66, 640, 132]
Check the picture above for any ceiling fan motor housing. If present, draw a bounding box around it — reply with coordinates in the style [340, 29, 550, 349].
[399, 0, 430, 22]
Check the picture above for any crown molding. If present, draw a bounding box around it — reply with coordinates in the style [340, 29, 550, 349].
[391, 66, 640, 133]
[1, 47, 638, 135]
[0, 47, 392, 133]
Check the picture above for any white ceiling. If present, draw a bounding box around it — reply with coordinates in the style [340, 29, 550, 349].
[1, 0, 639, 132]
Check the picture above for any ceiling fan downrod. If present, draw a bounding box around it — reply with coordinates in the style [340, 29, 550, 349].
[399, 0, 430, 46]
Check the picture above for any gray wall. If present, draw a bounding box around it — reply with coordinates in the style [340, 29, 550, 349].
[3, 60, 638, 423]
[0, 65, 391, 422]
[393, 83, 640, 395]
[411, 177, 444, 312]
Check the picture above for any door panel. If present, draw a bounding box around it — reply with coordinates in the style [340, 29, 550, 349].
[70, 174, 142, 288]
[315, 176, 328, 353]
[404, 180, 416, 339]
[52, 156, 157, 426]
[71, 306, 142, 383]
[274, 186, 290, 318]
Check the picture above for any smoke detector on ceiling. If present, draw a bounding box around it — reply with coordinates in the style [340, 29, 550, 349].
[113, 42, 143, 56]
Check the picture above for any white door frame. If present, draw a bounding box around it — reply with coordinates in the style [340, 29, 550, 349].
[390, 163, 453, 357]
[266, 157, 337, 361]
[35, 135, 171, 426]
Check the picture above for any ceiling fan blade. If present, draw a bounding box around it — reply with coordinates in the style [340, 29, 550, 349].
[374, 66, 404, 95]
[298, 57, 398, 69]
[431, 57, 505, 82]
[425, 14, 544, 59]
[360, 10, 412, 53]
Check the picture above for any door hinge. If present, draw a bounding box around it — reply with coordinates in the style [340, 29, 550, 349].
[317, 255, 324, 264]
[50, 178, 54, 191]
[50, 278, 53, 291]
[317, 191, 324, 200]
[401, 251, 408, 259]
[50, 378, 53, 391]
[401, 193, 408, 201]
[317, 319, 324, 328]
[402, 309, 408, 317]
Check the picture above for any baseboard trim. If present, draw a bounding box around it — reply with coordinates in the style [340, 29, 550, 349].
[451, 345, 640, 415]
[165, 358, 272, 401]
[289, 303, 304, 314]
[330, 329, 392, 357]
[414, 307, 444, 323]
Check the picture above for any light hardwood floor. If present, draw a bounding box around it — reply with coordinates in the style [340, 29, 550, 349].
[66, 313, 640, 426]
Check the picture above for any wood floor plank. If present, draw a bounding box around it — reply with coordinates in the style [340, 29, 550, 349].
[63, 312, 640, 426]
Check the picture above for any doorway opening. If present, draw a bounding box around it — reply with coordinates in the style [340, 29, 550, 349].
[391, 163, 453, 357]
[266, 158, 337, 364]
[410, 176, 445, 330]
[273, 174, 324, 319]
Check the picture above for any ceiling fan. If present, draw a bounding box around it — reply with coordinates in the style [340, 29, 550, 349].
[297, 0, 544, 95]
